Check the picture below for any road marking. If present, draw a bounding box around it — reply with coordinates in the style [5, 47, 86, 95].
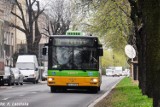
[31, 92, 37, 94]
[2, 97, 9, 100]
[0, 86, 7, 89]
[0, 86, 13, 89]
[19, 95, 25, 97]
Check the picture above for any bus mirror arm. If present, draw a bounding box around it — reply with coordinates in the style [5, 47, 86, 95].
[98, 44, 103, 56]
[98, 48, 103, 56]
[42, 47, 47, 55]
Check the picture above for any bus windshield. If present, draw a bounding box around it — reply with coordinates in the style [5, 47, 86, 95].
[52, 47, 98, 70]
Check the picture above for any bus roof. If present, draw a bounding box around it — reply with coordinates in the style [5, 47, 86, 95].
[66, 31, 82, 36]
[49, 35, 98, 39]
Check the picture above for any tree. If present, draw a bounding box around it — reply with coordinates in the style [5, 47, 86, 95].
[42, 0, 71, 35]
[97, 0, 160, 106]
[41, 0, 99, 36]
[86, 0, 131, 54]
[83, 0, 160, 106]
[102, 49, 128, 68]
[140, 0, 160, 106]
[10, 0, 44, 56]
[43, 0, 93, 35]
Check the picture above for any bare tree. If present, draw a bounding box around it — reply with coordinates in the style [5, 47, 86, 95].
[43, 0, 71, 35]
[10, 0, 44, 56]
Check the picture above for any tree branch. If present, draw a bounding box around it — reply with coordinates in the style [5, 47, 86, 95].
[31, 0, 36, 6]
[43, 26, 51, 35]
[10, 23, 26, 33]
[111, 0, 130, 18]
[15, 0, 28, 31]
[34, 9, 45, 21]
[11, 11, 23, 21]
[41, 33, 50, 37]
[26, 0, 29, 7]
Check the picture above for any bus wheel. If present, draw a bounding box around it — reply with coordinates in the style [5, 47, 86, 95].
[98, 86, 100, 91]
[33, 80, 36, 84]
[36, 79, 39, 83]
[33, 78, 37, 84]
[51, 87, 56, 93]
[8, 80, 11, 86]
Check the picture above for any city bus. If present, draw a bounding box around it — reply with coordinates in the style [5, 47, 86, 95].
[42, 31, 103, 93]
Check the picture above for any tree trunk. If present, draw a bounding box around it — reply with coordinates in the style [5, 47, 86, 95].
[153, 99, 160, 107]
[26, 34, 33, 54]
[11, 0, 43, 57]
[153, 87, 160, 107]
[143, 0, 160, 106]
[129, 1, 160, 105]
[138, 27, 147, 94]
[128, 0, 148, 94]
[33, 20, 41, 57]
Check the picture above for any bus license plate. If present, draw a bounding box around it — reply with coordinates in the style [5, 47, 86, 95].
[67, 83, 78, 86]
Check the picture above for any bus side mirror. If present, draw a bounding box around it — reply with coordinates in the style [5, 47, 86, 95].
[42, 47, 47, 55]
[98, 44, 103, 56]
[35, 68, 38, 71]
[98, 49, 103, 56]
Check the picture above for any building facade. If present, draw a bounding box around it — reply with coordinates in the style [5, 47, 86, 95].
[0, 0, 16, 66]
[0, 0, 49, 66]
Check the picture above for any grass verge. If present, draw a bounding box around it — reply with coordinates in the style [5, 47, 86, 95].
[94, 77, 152, 107]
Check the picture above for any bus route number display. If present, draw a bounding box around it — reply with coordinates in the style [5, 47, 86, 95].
[53, 38, 96, 46]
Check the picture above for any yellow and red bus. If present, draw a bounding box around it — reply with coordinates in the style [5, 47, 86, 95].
[42, 31, 103, 93]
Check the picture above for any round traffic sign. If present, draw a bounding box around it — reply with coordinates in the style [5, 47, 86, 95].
[125, 45, 136, 58]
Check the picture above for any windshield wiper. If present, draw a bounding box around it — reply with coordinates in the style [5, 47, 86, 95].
[59, 65, 65, 71]
[26, 68, 31, 70]
[20, 68, 32, 70]
[59, 69, 64, 71]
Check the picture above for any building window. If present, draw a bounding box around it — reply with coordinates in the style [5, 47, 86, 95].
[7, 32, 9, 45]
[4, 32, 7, 44]
[11, 33, 13, 46]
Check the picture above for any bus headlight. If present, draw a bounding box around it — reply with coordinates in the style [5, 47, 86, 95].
[48, 78, 53, 81]
[91, 78, 98, 83]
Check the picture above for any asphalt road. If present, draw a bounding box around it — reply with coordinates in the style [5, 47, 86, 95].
[0, 76, 123, 107]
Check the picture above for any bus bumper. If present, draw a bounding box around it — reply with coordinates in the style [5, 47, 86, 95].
[47, 76, 100, 87]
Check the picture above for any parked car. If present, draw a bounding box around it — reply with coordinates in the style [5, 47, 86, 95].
[11, 67, 24, 85]
[122, 69, 130, 77]
[112, 67, 123, 77]
[42, 67, 48, 81]
[3, 66, 15, 86]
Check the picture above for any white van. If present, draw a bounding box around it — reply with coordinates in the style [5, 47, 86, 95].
[16, 55, 39, 84]
[113, 66, 123, 76]
[106, 69, 113, 76]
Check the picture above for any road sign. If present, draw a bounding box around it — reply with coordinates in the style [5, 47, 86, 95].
[125, 45, 136, 58]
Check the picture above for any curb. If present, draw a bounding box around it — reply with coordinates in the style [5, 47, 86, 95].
[88, 77, 123, 107]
